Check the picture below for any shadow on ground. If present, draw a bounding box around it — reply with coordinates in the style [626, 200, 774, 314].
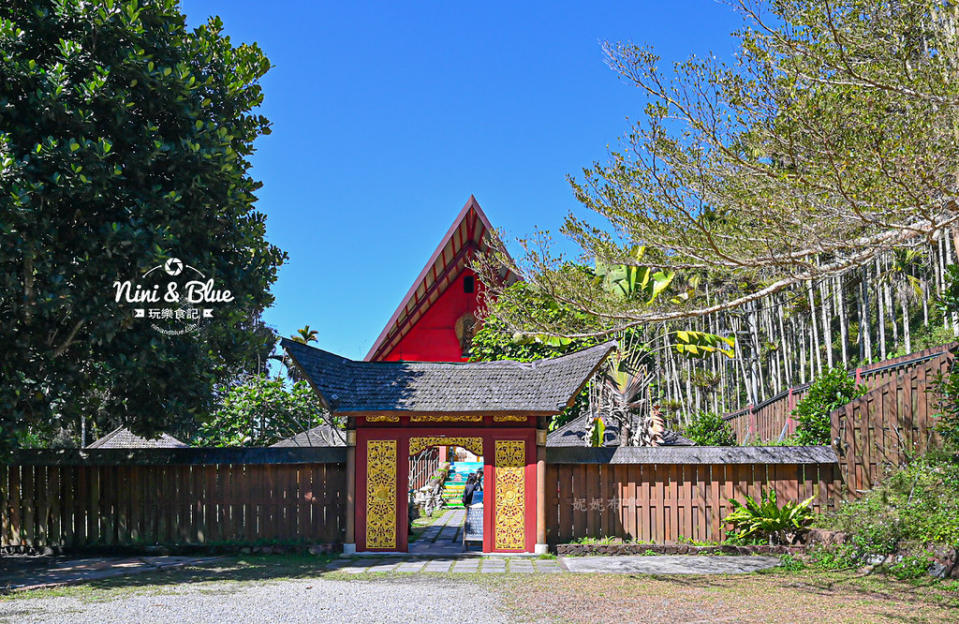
[0, 554, 338, 595]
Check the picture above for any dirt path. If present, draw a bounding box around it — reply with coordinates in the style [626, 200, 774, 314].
[499, 571, 959, 623]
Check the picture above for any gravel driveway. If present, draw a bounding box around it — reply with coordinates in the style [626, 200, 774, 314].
[0, 576, 508, 624]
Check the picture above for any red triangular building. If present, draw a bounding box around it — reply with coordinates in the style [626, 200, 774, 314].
[365, 195, 511, 362]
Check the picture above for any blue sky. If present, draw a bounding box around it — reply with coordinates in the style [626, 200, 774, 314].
[181, 1, 742, 360]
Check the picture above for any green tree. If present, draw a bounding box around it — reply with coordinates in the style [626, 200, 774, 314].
[478, 0, 959, 336]
[683, 411, 737, 446]
[0, 0, 285, 448]
[194, 375, 337, 447]
[792, 367, 866, 445]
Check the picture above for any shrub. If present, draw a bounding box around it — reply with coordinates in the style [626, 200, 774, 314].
[778, 553, 806, 571]
[890, 554, 934, 580]
[818, 456, 959, 557]
[683, 411, 736, 446]
[724, 490, 814, 545]
[792, 367, 866, 445]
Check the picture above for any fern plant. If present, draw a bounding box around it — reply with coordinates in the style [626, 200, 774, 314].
[724, 490, 815, 545]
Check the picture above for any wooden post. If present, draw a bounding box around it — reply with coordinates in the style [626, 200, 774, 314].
[535, 429, 547, 554]
[344, 431, 356, 554]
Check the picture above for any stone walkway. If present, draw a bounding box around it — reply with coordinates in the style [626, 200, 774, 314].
[408, 508, 466, 556]
[325, 556, 565, 574]
[325, 554, 782, 575]
[562, 554, 782, 575]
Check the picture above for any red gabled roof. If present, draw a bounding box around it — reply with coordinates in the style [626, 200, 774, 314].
[365, 195, 511, 361]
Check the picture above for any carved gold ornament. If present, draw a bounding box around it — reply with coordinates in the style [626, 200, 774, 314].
[365, 439, 397, 549]
[494, 440, 526, 550]
[366, 414, 400, 423]
[493, 415, 528, 423]
[409, 436, 483, 457]
[409, 413, 483, 423]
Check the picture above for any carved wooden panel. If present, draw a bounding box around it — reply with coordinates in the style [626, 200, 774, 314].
[365, 440, 397, 549]
[493, 440, 526, 550]
[409, 437, 483, 457]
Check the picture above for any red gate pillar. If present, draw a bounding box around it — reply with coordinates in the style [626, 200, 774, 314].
[535, 429, 547, 554]
[343, 431, 356, 554]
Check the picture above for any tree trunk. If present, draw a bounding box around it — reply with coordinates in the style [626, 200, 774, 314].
[862, 267, 872, 361]
[799, 315, 807, 383]
[835, 276, 849, 368]
[901, 291, 912, 354]
[820, 280, 833, 369]
[807, 281, 823, 375]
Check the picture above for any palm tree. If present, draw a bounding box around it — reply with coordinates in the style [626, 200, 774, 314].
[291, 325, 318, 345]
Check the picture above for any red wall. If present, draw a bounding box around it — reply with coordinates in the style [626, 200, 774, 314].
[381, 268, 483, 362]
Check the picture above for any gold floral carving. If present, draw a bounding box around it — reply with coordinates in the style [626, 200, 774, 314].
[493, 415, 528, 423]
[409, 413, 483, 423]
[409, 436, 483, 457]
[365, 414, 400, 423]
[494, 440, 526, 550]
[365, 440, 397, 549]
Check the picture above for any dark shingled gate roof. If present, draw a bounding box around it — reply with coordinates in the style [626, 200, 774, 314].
[281, 338, 616, 416]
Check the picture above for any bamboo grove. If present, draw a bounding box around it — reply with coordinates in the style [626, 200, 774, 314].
[653, 234, 958, 424]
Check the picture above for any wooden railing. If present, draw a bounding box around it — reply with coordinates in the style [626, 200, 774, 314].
[544, 446, 839, 544]
[1, 448, 346, 549]
[723, 343, 956, 443]
[832, 350, 953, 495]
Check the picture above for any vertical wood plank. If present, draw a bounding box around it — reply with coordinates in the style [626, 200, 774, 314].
[22, 465, 35, 547]
[638, 464, 650, 543]
[557, 465, 572, 543]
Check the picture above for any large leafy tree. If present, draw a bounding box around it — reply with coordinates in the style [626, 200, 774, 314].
[478, 0, 959, 337]
[0, 0, 285, 448]
[194, 375, 338, 447]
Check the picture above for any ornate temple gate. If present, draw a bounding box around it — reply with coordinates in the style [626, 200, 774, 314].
[354, 423, 538, 553]
[280, 337, 615, 556]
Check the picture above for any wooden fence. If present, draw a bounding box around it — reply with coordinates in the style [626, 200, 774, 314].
[1, 448, 347, 549]
[833, 349, 952, 494]
[723, 343, 956, 443]
[544, 446, 840, 544]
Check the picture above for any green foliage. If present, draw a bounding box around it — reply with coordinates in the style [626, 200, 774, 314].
[0, 0, 285, 448]
[594, 248, 675, 304]
[470, 283, 606, 362]
[469, 282, 608, 430]
[806, 544, 861, 570]
[194, 376, 334, 447]
[792, 367, 867, 445]
[673, 331, 735, 358]
[724, 490, 814, 545]
[683, 411, 736, 446]
[931, 365, 959, 450]
[291, 325, 318, 345]
[935, 264, 959, 319]
[889, 554, 934, 580]
[471, 280, 731, 432]
[778, 553, 806, 571]
[818, 456, 959, 555]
